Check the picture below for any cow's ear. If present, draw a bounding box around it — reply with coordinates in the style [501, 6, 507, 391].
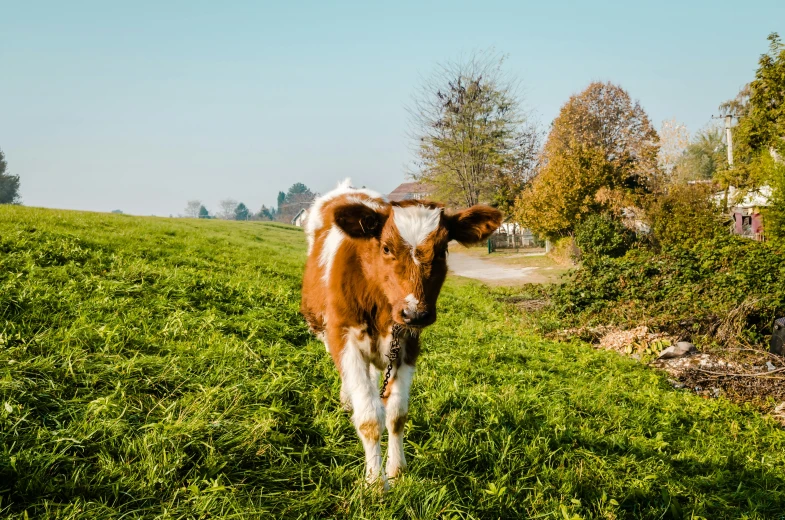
[446, 205, 503, 245]
[333, 200, 390, 239]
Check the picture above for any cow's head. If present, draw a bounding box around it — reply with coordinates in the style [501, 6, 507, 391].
[334, 198, 502, 328]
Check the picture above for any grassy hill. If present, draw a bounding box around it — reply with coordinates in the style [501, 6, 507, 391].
[1, 206, 785, 519]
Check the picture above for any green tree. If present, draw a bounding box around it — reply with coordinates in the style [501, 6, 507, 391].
[718, 33, 785, 237]
[234, 202, 250, 221]
[719, 34, 784, 186]
[277, 183, 315, 222]
[286, 183, 313, 200]
[0, 148, 21, 204]
[672, 125, 726, 183]
[198, 205, 209, 219]
[276, 191, 286, 211]
[257, 205, 274, 221]
[737, 33, 785, 158]
[409, 51, 539, 208]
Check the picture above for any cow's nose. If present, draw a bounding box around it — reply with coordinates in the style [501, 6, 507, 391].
[402, 308, 429, 325]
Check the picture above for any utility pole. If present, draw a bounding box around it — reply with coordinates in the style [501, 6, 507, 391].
[725, 115, 734, 167]
[713, 114, 735, 167]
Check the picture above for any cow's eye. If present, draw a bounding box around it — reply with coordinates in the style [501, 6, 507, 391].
[382, 245, 392, 256]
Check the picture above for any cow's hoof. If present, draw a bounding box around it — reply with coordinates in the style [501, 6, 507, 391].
[365, 472, 389, 493]
[367, 477, 389, 493]
[386, 462, 407, 482]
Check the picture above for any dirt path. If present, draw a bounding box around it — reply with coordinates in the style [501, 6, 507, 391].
[448, 250, 562, 285]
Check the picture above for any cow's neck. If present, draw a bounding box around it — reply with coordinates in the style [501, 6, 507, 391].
[346, 243, 395, 339]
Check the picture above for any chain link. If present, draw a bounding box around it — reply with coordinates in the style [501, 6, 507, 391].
[379, 324, 405, 398]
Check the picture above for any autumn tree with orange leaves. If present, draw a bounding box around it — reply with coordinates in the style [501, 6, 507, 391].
[515, 82, 659, 239]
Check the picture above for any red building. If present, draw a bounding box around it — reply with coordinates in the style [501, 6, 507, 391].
[727, 186, 771, 241]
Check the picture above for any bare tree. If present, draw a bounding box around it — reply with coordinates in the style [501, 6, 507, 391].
[657, 118, 690, 186]
[183, 200, 203, 218]
[408, 50, 540, 210]
[218, 199, 238, 220]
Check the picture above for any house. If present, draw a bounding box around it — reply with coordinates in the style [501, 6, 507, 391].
[388, 182, 434, 202]
[491, 218, 538, 248]
[291, 208, 309, 227]
[726, 186, 771, 240]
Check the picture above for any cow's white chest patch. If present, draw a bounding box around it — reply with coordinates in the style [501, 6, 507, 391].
[392, 206, 441, 248]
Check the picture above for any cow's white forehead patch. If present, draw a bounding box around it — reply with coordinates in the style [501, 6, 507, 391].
[392, 205, 441, 248]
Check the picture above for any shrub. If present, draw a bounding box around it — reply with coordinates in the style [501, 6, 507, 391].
[645, 183, 728, 250]
[547, 236, 579, 266]
[553, 233, 785, 345]
[760, 153, 785, 240]
[574, 213, 636, 259]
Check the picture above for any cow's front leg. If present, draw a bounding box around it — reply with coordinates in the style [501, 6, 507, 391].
[385, 362, 414, 481]
[339, 329, 387, 489]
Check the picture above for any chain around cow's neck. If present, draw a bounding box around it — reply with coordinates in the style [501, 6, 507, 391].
[379, 324, 406, 398]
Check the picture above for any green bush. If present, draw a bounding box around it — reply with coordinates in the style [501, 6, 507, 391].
[573, 213, 635, 259]
[760, 153, 785, 240]
[646, 183, 728, 249]
[546, 236, 579, 266]
[553, 233, 785, 344]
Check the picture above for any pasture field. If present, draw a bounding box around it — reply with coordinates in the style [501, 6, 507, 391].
[1, 205, 785, 519]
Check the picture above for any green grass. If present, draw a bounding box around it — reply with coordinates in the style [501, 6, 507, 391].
[1, 205, 785, 519]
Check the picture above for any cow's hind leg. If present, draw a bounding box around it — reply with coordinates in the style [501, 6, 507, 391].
[385, 363, 414, 481]
[339, 332, 387, 489]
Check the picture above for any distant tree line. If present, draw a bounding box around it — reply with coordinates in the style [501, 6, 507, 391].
[0, 148, 21, 205]
[181, 182, 317, 223]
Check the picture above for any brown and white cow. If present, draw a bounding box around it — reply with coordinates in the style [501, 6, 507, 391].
[300, 179, 502, 488]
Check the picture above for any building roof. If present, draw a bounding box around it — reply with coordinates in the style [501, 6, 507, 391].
[388, 182, 435, 202]
[291, 208, 308, 225]
[713, 186, 772, 209]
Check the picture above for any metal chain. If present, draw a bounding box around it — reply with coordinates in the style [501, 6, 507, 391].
[379, 324, 404, 398]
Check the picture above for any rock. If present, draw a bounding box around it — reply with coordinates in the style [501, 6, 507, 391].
[772, 403, 785, 427]
[766, 361, 777, 372]
[657, 341, 697, 360]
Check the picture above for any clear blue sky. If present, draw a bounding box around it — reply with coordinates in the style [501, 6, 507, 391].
[1, 1, 783, 216]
